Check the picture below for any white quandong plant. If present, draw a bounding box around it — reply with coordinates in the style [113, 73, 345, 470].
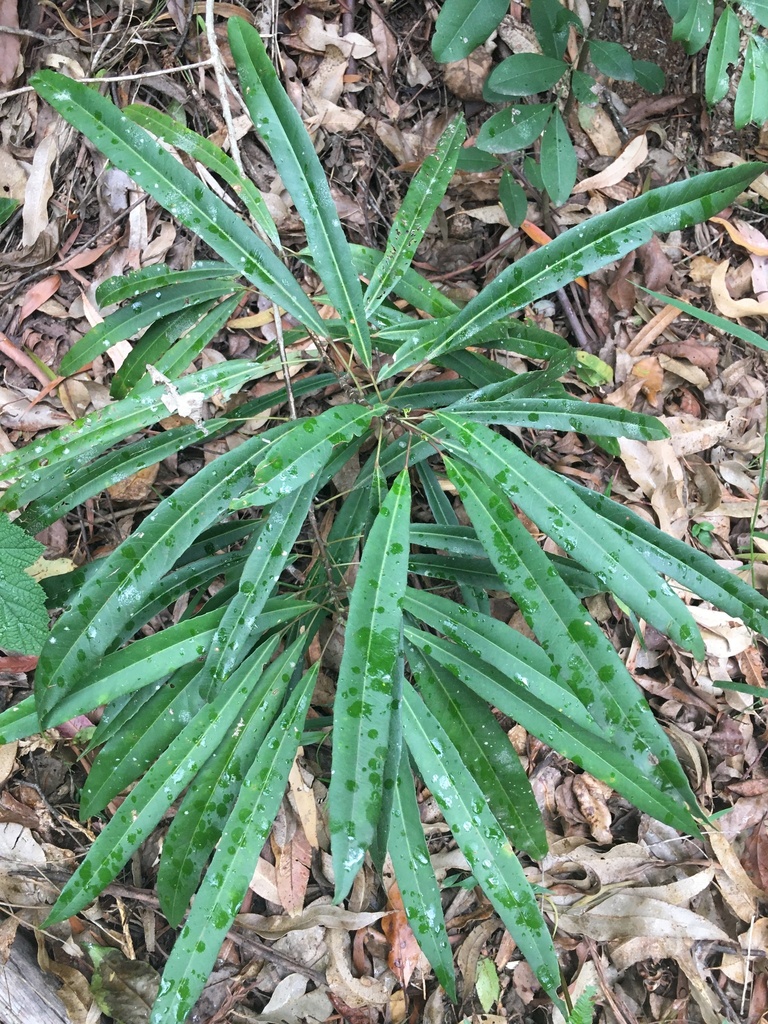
[0, 16, 765, 1022]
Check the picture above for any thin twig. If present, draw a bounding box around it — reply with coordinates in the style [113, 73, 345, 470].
[0, 61, 214, 102]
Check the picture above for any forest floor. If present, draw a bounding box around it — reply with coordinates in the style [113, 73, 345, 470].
[0, 1, 768, 1022]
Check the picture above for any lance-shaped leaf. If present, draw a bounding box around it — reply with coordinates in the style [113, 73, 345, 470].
[432, 0, 509, 61]
[437, 415, 705, 659]
[405, 625, 701, 835]
[378, 163, 766, 378]
[158, 638, 306, 926]
[228, 17, 372, 367]
[365, 117, 466, 315]
[149, 664, 316, 1024]
[401, 683, 563, 1004]
[442, 457, 698, 803]
[230, 404, 383, 509]
[31, 72, 326, 335]
[388, 745, 456, 1000]
[705, 7, 740, 105]
[124, 105, 281, 247]
[407, 644, 546, 857]
[329, 469, 411, 899]
[44, 636, 281, 926]
[445, 397, 669, 439]
[34, 431, 271, 727]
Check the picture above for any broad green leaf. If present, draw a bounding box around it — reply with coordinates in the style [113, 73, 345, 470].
[476, 958, 500, 1012]
[740, 0, 768, 27]
[664, 0, 695, 20]
[571, 70, 599, 104]
[34, 431, 272, 727]
[448, 397, 668, 439]
[149, 664, 316, 1024]
[735, 35, 768, 129]
[0, 198, 18, 227]
[408, 645, 546, 856]
[405, 625, 701, 835]
[124, 105, 281, 247]
[0, 696, 39, 745]
[432, 0, 509, 62]
[540, 109, 577, 206]
[31, 73, 326, 335]
[227, 17, 372, 367]
[0, 515, 48, 655]
[487, 54, 568, 96]
[632, 60, 665, 94]
[200, 482, 317, 699]
[59, 279, 240, 374]
[365, 117, 466, 315]
[638, 284, 768, 353]
[379, 163, 766, 378]
[705, 8, 740, 105]
[437, 415, 705, 659]
[563, 477, 768, 637]
[388, 745, 456, 1000]
[499, 171, 528, 226]
[401, 684, 563, 1003]
[672, 0, 715, 53]
[589, 40, 635, 81]
[0, 361, 269, 503]
[441, 457, 698, 803]
[157, 638, 305, 926]
[530, 0, 580, 59]
[476, 105, 553, 154]
[455, 146, 500, 172]
[328, 469, 411, 899]
[44, 636, 282, 926]
[230, 404, 382, 508]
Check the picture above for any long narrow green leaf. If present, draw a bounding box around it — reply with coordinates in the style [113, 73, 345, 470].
[34, 432, 272, 726]
[401, 683, 563, 1004]
[231, 404, 383, 509]
[437, 415, 705, 658]
[388, 745, 456, 1000]
[407, 644, 546, 856]
[31, 72, 326, 335]
[639, 284, 768, 353]
[227, 17, 372, 367]
[705, 8, 740, 105]
[446, 398, 669, 439]
[44, 636, 282, 926]
[149, 664, 316, 1024]
[564, 477, 768, 636]
[328, 469, 411, 898]
[379, 163, 766, 378]
[95, 262, 236, 305]
[0, 696, 39, 745]
[157, 638, 305, 926]
[404, 626, 701, 835]
[442, 457, 697, 802]
[124, 105, 281, 247]
[364, 117, 466, 315]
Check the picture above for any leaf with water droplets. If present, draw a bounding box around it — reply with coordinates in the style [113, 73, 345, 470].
[401, 683, 564, 1006]
[437, 415, 705, 660]
[329, 468, 411, 900]
[149, 663, 317, 1024]
[447, 397, 669, 440]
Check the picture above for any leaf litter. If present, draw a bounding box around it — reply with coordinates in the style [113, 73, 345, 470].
[0, 0, 767, 1021]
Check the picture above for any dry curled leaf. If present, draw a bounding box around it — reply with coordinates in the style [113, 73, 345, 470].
[711, 259, 768, 317]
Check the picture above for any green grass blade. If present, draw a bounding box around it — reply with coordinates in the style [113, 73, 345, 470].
[437, 414, 705, 658]
[442, 457, 698, 805]
[404, 626, 701, 835]
[31, 72, 326, 335]
[231, 404, 383, 509]
[328, 469, 411, 899]
[379, 163, 767, 378]
[407, 644, 546, 857]
[639, 284, 768, 353]
[364, 117, 466, 315]
[157, 638, 305, 926]
[228, 17, 372, 367]
[124, 105, 281, 247]
[449, 398, 669, 439]
[44, 636, 282, 926]
[149, 664, 316, 1024]
[401, 683, 563, 1004]
[388, 744, 456, 1000]
[564, 477, 768, 636]
[34, 432, 271, 727]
